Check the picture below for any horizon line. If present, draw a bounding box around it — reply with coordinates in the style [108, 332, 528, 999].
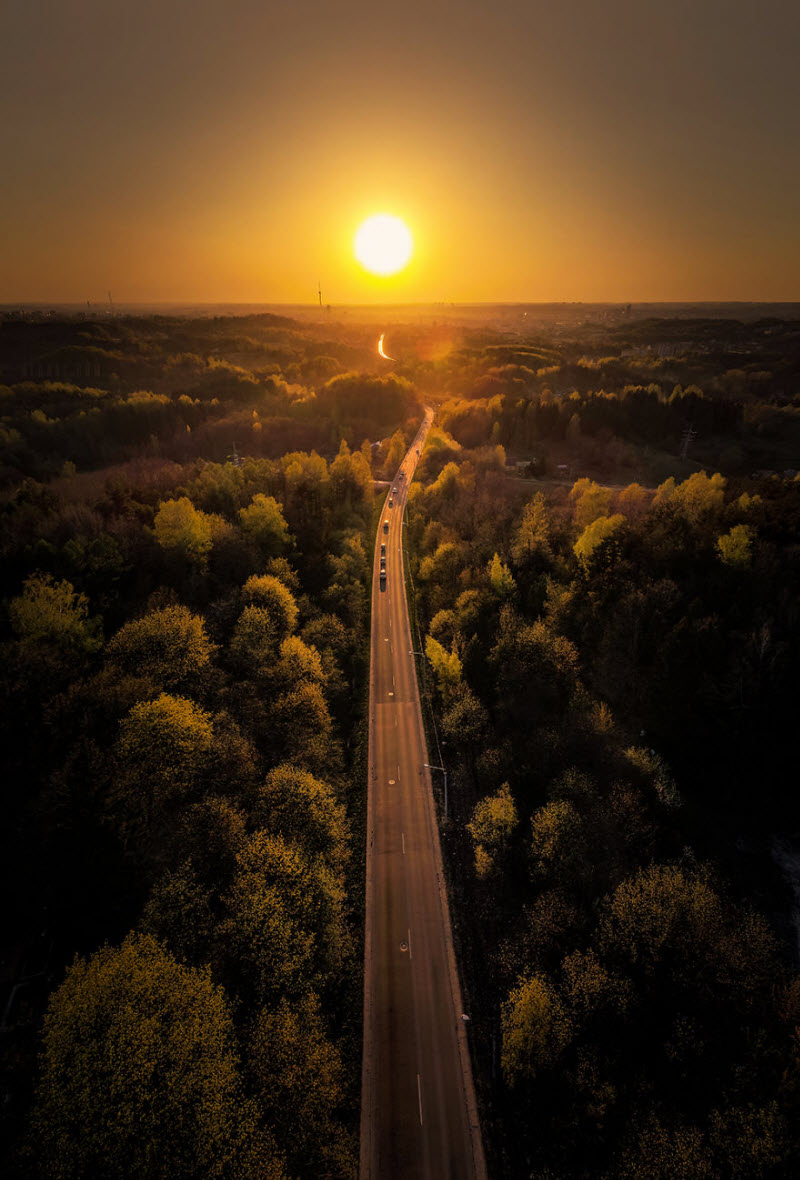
[3, 299, 800, 309]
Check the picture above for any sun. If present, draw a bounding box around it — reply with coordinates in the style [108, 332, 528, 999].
[354, 214, 413, 276]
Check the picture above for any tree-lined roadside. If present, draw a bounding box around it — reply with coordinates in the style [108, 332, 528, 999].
[404, 442, 800, 1177]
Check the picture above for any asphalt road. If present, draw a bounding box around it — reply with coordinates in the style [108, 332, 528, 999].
[360, 412, 486, 1180]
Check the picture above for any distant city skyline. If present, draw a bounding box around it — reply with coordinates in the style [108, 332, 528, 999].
[2, 0, 798, 303]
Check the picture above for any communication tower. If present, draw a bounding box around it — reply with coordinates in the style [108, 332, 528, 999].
[680, 425, 697, 461]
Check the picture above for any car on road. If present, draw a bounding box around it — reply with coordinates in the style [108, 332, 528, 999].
[389, 498, 393, 507]
[379, 570, 386, 591]
[383, 521, 389, 534]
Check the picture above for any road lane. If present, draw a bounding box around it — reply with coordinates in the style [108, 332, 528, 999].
[361, 412, 486, 1179]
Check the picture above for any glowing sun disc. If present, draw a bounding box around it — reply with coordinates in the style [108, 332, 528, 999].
[354, 214, 413, 276]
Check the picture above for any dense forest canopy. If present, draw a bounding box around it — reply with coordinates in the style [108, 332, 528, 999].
[400, 353, 800, 1174]
[0, 311, 429, 1177]
[1, 307, 799, 1177]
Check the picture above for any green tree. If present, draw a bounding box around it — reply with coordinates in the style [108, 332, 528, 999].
[270, 637, 326, 694]
[178, 795, 248, 885]
[141, 862, 215, 965]
[574, 513, 625, 562]
[111, 694, 213, 854]
[106, 605, 215, 690]
[619, 1115, 714, 1179]
[384, 428, 407, 476]
[241, 575, 299, 633]
[9, 572, 101, 656]
[502, 973, 572, 1085]
[617, 482, 651, 522]
[653, 476, 676, 507]
[488, 552, 516, 598]
[510, 492, 552, 566]
[253, 764, 350, 874]
[670, 471, 726, 523]
[417, 542, 460, 594]
[595, 864, 776, 1000]
[441, 684, 489, 750]
[317, 372, 418, 430]
[30, 933, 282, 1180]
[154, 497, 213, 566]
[248, 993, 354, 1177]
[238, 493, 291, 555]
[324, 532, 369, 629]
[282, 450, 329, 523]
[271, 681, 334, 769]
[624, 746, 681, 809]
[329, 438, 374, 507]
[467, 782, 517, 878]
[230, 599, 296, 677]
[716, 523, 754, 568]
[561, 948, 631, 1022]
[220, 832, 346, 1006]
[570, 478, 613, 529]
[425, 634, 463, 697]
[530, 799, 586, 884]
[490, 612, 580, 731]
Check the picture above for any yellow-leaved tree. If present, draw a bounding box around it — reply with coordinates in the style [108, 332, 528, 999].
[154, 497, 213, 566]
[501, 973, 572, 1085]
[252, 763, 350, 876]
[511, 492, 552, 566]
[467, 782, 517, 878]
[425, 635, 463, 698]
[238, 493, 291, 555]
[10, 573, 101, 657]
[716, 523, 754, 568]
[248, 992, 354, 1178]
[570, 478, 613, 529]
[30, 933, 283, 1180]
[573, 514, 625, 562]
[106, 604, 215, 690]
[488, 552, 516, 598]
[110, 693, 213, 856]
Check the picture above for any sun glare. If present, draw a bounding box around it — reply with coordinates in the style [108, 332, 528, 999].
[354, 214, 413, 277]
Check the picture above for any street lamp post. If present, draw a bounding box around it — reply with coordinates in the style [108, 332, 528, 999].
[424, 762, 448, 820]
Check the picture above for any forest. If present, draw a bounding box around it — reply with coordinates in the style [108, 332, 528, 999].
[405, 431, 800, 1172]
[2, 307, 800, 1177]
[0, 312, 422, 1177]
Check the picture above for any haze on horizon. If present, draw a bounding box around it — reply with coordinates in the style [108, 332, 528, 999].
[2, 0, 798, 306]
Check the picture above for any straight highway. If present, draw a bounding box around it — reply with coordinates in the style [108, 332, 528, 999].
[360, 411, 486, 1179]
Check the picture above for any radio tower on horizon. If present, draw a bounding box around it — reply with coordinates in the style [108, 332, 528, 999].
[318, 280, 322, 308]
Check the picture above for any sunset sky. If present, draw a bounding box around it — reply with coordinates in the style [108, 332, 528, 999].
[2, 0, 798, 304]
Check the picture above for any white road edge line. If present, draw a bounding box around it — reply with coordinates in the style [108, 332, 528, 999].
[401, 832, 405, 855]
[408, 927, 413, 960]
[417, 1072, 423, 1126]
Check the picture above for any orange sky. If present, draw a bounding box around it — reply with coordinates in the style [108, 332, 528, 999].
[2, 0, 798, 303]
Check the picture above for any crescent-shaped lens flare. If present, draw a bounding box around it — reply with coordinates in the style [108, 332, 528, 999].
[378, 333, 394, 361]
